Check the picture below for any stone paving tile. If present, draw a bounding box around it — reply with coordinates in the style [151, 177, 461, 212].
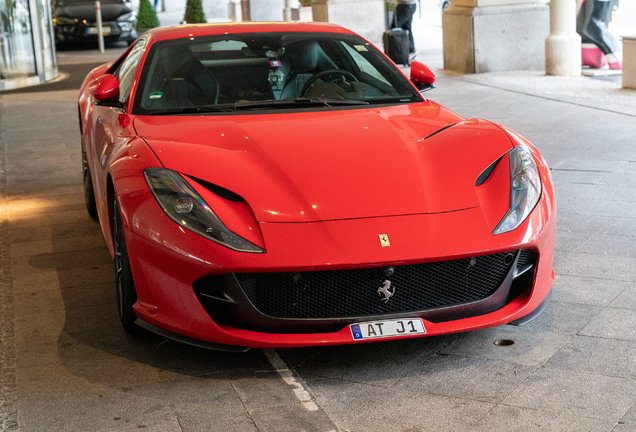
[471, 405, 613, 432]
[5, 184, 83, 199]
[8, 193, 86, 214]
[556, 212, 618, 233]
[18, 369, 250, 432]
[287, 335, 454, 387]
[9, 207, 89, 230]
[176, 414, 258, 432]
[597, 171, 636, 188]
[11, 246, 112, 275]
[249, 403, 338, 432]
[550, 169, 607, 185]
[603, 216, 636, 237]
[614, 424, 636, 432]
[438, 326, 572, 366]
[552, 274, 629, 306]
[552, 249, 569, 266]
[10, 233, 106, 262]
[10, 219, 101, 244]
[545, 335, 636, 379]
[554, 230, 596, 252]
[99, 417, 186, 432]
[521, 300, 603, 335]
[225, 370, 307, 412]
[577, 233, 636, 258]
[575, 184, 636, 203]
[541, 159, 629, 173]
[14, 281, 114, 317]
[579, 308, 636, 342]
[609, 282, 636, 310]
[622, 406, 636, 423]
[392, 354, 535, 403]
[308, 377, 492, 432]
[555, 252, 636, 281]
[12, 264, 114, 294]
[556, 197, 633, 218]
[502, 366, 636, 423]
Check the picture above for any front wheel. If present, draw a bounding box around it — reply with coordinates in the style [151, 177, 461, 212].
[113, 195, 141, 335]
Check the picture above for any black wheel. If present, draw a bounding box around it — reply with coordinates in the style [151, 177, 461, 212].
[82, 138, 98, 219]
[300, 69, 358, 97]
[113, 196, 140, 335]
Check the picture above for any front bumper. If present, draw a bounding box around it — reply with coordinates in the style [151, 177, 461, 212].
[118, 178, 556, 348]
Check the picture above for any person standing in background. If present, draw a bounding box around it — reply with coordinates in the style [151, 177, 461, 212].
[577, 0, 622, 70]
[394, 0, 417, 57]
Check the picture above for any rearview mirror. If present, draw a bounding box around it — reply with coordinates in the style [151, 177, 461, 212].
[410, 61, 436, 93]
[90, 74, 120, 102]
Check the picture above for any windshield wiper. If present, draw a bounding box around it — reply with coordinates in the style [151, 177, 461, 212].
[150, 106, 234, 115]
[234, 98, 369, 110]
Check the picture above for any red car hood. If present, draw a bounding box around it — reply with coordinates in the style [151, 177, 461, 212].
[134, 102, 513, 223]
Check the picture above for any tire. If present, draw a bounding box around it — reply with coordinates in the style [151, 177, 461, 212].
[82, 138, 98, 219]
[113, 195, 141, 335]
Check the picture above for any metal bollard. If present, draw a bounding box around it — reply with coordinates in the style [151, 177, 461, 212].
[96, 0, 105, 53]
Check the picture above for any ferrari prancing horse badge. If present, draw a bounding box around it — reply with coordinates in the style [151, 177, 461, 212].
[379, 234, 390, 247]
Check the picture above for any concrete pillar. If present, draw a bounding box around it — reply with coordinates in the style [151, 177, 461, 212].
[312, 0, 385, 44]
[443, 0, 549, 73]
[545, 0, 581, 76]
[284, 0, 292, 21]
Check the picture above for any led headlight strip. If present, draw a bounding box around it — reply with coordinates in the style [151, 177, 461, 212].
[493, 145, 542, 235]
[143, 168, 265, 253]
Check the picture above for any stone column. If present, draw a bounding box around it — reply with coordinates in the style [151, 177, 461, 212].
[443, 0, 549, 73]
[623, 37, 636, 89]
[545, 0, 581, 76]
[312, 0, 385, 44]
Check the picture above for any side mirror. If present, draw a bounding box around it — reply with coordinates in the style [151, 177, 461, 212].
[89, 74, 120, 102]
[410, 61, 437, 93]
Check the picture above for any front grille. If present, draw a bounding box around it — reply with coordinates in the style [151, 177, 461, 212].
[234, 251, 520, 319]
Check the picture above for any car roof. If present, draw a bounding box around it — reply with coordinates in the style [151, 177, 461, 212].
[144, 22, 358, 43]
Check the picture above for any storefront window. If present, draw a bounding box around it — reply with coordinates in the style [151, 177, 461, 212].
[1, 0, 57, 89]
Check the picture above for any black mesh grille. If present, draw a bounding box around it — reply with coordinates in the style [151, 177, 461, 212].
[517, 249, 536, 268]
[234, 251, 520, 319]
[193, 274, 226, 298]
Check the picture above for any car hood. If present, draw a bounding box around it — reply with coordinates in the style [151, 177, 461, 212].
[134, 102, 513, 223]
[55, 2, 131, 22]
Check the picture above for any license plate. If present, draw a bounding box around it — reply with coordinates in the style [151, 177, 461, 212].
[350, 318, 426, 340]
[86, 26, 109, 35]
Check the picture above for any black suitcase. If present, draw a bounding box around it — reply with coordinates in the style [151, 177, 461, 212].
[383, 29, 410, 66]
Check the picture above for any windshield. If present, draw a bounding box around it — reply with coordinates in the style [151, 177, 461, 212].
[133, 31, 423, 115]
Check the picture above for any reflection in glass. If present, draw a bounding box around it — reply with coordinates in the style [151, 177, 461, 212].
[0, 0, 36, 79]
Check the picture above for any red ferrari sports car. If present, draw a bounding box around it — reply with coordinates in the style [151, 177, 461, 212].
[78, 22, 556, 351]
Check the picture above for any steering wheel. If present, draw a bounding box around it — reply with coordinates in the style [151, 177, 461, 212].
[299, 69, 358, 97]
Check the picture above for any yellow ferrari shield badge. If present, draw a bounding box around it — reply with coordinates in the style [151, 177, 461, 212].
[378, 234, 391, 247]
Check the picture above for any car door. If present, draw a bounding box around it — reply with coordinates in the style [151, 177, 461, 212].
[90, 38, 147, 225]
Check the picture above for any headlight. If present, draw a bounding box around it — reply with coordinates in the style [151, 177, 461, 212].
[116, 12, 136, 22]
[493, 145, 542, 235]
[143, 168, 265, 253]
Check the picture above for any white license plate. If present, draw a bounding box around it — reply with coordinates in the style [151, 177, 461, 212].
[350, 318, 426, 340]
[86, 26, 109, 35]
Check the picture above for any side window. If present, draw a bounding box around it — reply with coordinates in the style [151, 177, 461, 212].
[116, 39, 147, 104]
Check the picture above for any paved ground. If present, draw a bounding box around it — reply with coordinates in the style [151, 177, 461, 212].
[2, 8, 636, 432]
